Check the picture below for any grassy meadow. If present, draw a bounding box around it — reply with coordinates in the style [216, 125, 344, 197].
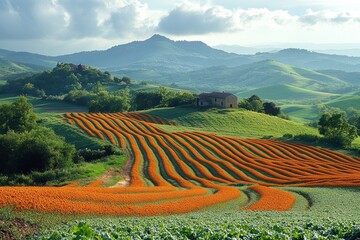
[144, 107, 318, 138]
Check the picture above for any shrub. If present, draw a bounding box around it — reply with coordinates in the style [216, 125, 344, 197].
[0, 96, 37, 134]
[293, 134, 320, 143]
[282, 133, 293, 139]
[76, 145, 122, 162]
[0, 127, 76, 174]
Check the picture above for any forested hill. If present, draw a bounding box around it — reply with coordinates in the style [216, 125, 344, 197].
[3, 63, 113, 96]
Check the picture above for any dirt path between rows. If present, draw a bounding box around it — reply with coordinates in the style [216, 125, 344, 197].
[99, 148, 132, 187]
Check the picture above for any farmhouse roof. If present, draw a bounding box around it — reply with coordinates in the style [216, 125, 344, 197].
[198, 92, 234, 99]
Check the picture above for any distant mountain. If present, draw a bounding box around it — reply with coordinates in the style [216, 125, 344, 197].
[55, 34, 246, 72]
[252, 49, 360, 72]
[0, 49, 56, 67]
[315, 49, 360, 57]
[2, 35, 360, 74]
[214, 45, 278, 55]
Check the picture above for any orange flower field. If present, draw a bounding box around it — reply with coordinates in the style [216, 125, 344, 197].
[1, 112, 360, 215]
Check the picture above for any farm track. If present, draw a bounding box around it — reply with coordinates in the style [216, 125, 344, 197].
[1, 112, 360, 215]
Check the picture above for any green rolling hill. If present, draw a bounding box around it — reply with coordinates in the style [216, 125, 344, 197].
[318, 69, 360, 85]
[236, 84, 338, 102]
[281, 104, 320, 123]
[143, 107, 318, 138]
[0, 58, 49, 80]
[325, 94, 360, 110]
[162, 60, 348, 94]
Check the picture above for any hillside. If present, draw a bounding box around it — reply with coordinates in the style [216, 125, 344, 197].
[0, 58, 49, 79]
[0, 49, 56, 67]
[161, 60, 348, 93]
[4, 63, 113, 96]
[326, 94, 360, 110]
[281, 104, 320, 123]
[55, 34, 245, 72]
[142, 107, 318, 138]
[252, 48, 360, 71]
[236, 84, 338, 102]
[318, 69, 360, 85]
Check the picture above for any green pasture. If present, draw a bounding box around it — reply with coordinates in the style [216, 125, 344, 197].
[144, 107, 318, 138]
[326, 94, 360, 110]
[281, 104, 320, 123]
[236, 84, 337, 103]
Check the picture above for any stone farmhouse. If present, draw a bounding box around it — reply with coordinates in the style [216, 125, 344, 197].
[196, 92, 238, 108]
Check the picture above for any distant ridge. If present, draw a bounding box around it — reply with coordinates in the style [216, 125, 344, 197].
[2, 35, 360, 72]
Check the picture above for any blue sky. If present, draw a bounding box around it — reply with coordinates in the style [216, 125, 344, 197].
[1, 0, 360, 55]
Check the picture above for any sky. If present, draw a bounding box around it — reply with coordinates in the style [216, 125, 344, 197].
[1, 0, 360, 55]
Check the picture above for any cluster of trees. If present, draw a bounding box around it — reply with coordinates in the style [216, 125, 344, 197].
[238, 95, 284, 117]
[3, 63, 129, 97]
[65, 84, 194, 113]
[64, 85, 131, 113]
[318, 113, 358, 148]
[0, 97, 75, 174]
[285, 110, 358, 149]
[134, 87, 196, 110]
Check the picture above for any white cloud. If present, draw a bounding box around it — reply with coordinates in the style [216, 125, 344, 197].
[0, 0, 67, 39]
[0, 0, 159, 40]
[157, 2, 296, 35]
[1, 0, 360, 55]
[300, 9, 360, 25]
[157, 4, 234, 35]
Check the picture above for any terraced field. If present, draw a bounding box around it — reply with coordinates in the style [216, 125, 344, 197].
[1, 112, 360, 216]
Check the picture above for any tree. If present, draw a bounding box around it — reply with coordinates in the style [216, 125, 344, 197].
[88, 89, 130, 113]
[0, 127, 75, 174]
[121, 76, 131, 85]
[91, 81, 105, 94]
[347, 107, 360, 134]
[318, 113, 358, 148]
[134, 91, 162, 110]
[263, 102, 281, 116]
[168, 92, 196, 107]
[238, 95, 263, 112]
[0, 96, 37, 134]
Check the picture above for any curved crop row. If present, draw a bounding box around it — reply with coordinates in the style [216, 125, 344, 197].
[245, 185, 296, 211]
